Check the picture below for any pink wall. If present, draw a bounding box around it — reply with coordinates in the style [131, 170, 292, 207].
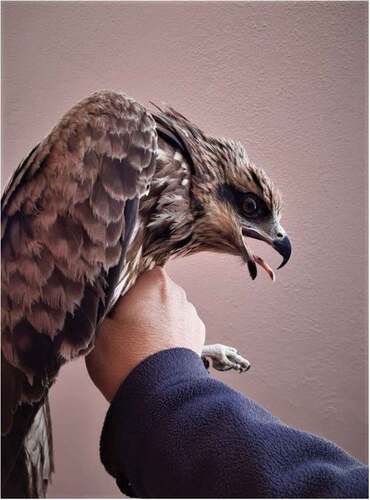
[3, 2, 368, 497]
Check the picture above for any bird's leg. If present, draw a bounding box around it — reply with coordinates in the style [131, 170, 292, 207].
[201, 344, 251, 373]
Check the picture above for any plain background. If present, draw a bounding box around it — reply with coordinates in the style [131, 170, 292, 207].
[2, 1, 368, 497]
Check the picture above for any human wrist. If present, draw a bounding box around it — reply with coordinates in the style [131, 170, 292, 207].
[87, 323, 203, 402]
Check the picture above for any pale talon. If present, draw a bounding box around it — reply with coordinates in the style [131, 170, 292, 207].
[201, 344, 251, 373]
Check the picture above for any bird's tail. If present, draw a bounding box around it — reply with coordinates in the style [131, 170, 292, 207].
[2, 398, 54, 498]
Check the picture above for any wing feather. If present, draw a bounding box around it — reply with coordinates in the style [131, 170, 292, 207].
[1, 91, 158, 496]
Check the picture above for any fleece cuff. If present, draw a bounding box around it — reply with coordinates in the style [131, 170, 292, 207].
[100, 347, 208, 495]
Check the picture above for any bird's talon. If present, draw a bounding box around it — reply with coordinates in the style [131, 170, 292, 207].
[202, 344, 251, 374]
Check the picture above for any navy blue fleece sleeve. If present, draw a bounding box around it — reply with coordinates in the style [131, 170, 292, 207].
[100, 348, 368, 498]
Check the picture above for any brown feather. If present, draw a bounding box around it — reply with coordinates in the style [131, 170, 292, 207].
[2, 91, 284, 498]
[2, 91, 158, 496]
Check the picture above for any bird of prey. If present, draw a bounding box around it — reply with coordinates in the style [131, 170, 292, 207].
[1, 91, 291, 497]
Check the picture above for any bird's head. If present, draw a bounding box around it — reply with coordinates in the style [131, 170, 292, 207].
[152, 106, 292, 280]
[190, 137, 291, 280]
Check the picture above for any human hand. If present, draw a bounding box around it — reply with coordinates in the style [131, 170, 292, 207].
[85, 267, 206, 401]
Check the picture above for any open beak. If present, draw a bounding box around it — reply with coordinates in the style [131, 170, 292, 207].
[242, 226, 292, 280]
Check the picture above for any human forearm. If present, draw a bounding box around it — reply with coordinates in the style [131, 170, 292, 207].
[100, 348, 368, 498]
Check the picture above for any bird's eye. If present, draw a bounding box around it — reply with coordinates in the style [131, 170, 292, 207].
[242, 196, 258, 216]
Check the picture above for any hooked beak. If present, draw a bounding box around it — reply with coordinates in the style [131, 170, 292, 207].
[242, 226, 292, 277]
[273, 235, 292, 269]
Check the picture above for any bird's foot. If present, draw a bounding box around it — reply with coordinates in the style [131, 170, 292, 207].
[201, 344, 251, 373]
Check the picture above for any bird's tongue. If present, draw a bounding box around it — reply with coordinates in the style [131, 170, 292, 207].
[253, 255, 275, 282]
